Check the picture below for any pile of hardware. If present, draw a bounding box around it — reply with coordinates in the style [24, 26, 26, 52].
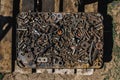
[17, 12, 103, 68]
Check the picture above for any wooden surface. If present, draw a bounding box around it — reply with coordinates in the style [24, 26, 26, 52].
[54, 0, 60, 12]
[22, 0, 34, 12]
[85, 2, 98, 12]
[63, 0, 78, 12]
[42, 0, 54, 12]
[0, 0, 99, 73]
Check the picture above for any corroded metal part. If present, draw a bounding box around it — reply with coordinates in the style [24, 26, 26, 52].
[17, 12, 104, 69]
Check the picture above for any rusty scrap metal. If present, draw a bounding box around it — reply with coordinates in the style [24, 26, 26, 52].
[16, 12, 104, 68]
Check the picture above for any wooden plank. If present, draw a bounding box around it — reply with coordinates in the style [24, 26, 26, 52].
[19, 0, 22, 12]
[63, 0, 78, 12]
[54, 0, 60, 12]
[85, 2, 98, 12]
[76, 69, 93, 75]
[0, 0, 13, 72]
[36, 69, 52, 73]
[42, 0, 54, 12]
[21, 0, 34, 12]
[54, 69, 74, 74]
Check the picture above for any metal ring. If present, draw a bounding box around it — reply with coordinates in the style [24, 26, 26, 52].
[96, 42, 103, 50]
[81, 41, 90, 50]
